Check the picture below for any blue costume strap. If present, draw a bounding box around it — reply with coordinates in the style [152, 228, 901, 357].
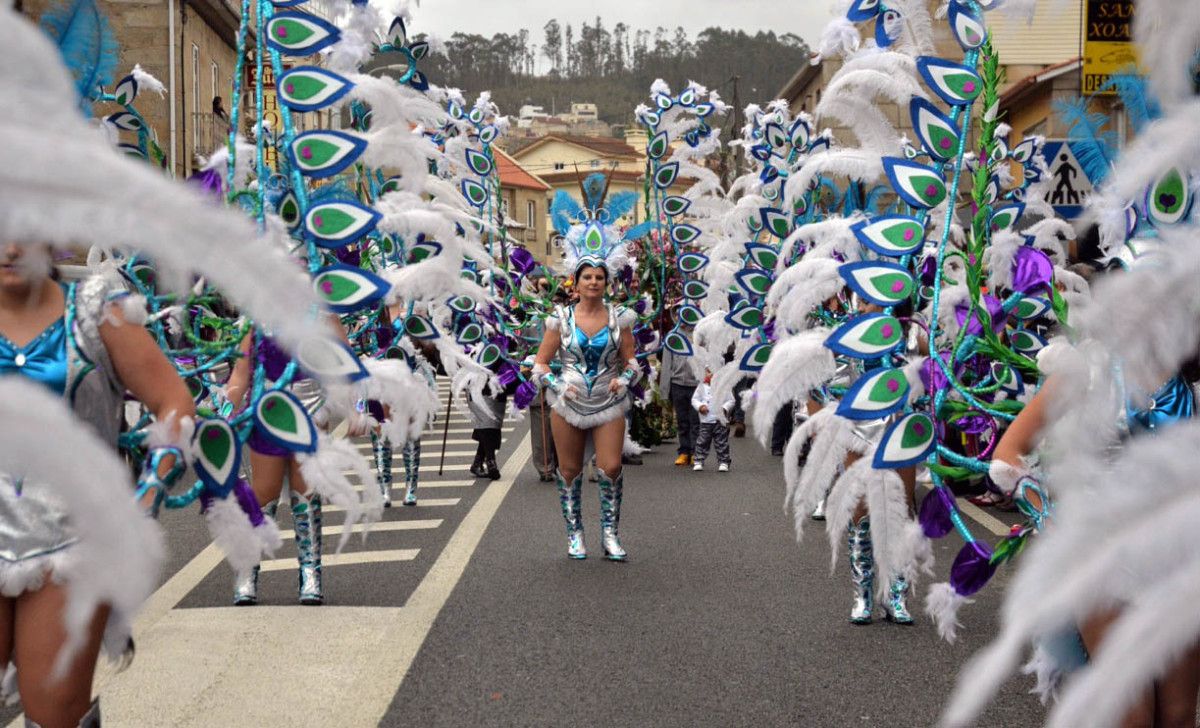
[1127, 375, 1194, 434]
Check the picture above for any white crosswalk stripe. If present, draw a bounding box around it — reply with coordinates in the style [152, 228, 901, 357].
[258, 549, 419, 571]
[276, 520, 442, 540]
[324, 497, 461, 513]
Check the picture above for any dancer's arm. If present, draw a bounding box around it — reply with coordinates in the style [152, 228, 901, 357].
[608, 327, 639, 395]
[100, 304, 195, 437]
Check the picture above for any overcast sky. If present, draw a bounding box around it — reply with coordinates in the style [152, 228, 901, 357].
[411, 0, 835, 50]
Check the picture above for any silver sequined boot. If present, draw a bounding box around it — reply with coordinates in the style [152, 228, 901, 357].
[233, 499, 277, 605]
[402, 439, 420, 506]
[597, 468, 627, 562]
[555, 470, 586, 559]
[372, 433, 393, 508]
[848, 516, 874, 625]
[291, 491, 323, 605]
[884, 575, 915, 625]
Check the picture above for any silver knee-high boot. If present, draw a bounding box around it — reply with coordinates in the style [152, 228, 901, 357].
[291, 491, 323, 605]
[884, 575, 914, 625]
[555, 470, 586, 559]
[25, 698, 100, 727]
[372, 433, 393, 508]
[233, 499, 278, 605]
[597, 468, 627, 562]
[848, 516, 874, 624]
[402, 439, 420, 506]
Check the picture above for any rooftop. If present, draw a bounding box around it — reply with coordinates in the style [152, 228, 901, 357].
[495, 149, 552, 191]
[510, 133, 641, 160]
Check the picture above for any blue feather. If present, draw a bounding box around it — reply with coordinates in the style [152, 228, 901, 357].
[550, 190, 583, 237]
[621, 221, 656, 242]
[1054, 98, 1117, 185]
[607, 190, 640, 220]
[1101, 72, 1160, 133]
[40, 0, 119, 113]
[581, 172, 608, 212]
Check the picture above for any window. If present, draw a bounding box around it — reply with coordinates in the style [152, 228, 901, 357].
[589, 159, 600, 168]
[527, 200, 536, 227]
[553, 162, 565, 171]
[211, 61, 219, 100]
[191, 45, 200, 155]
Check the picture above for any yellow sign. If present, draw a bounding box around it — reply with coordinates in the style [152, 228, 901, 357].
[1083, 0, 1137, 96]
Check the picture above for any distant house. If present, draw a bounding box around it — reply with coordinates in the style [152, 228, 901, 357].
[495, 149, 555, 263]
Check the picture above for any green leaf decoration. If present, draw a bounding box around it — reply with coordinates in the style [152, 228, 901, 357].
[677, 252, 709, 274]
[465, 149, 493, 176]
[739, 343, 772, 372]
[662, 195, 691, 217]
[304, 201, 381, 247]
[254, 390, 318, 454]
[1146, 167, 1191, 227]
[725, 306, 763, 330]
[654, 162, 680, 189]
[670, 224, 701, 245]
[744, 243, 779, 271]
[682, 279, 710, 300]
[837, 367, 910, 420]
[191, 418, 240, 492]
[648, 131, 669, 160]
[403, 314, 440, 340]
[277, 67, 353, 111]
[873, 413, 936, 468]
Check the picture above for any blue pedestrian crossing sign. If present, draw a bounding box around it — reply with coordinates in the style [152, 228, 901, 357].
[1040, 140, 1096, 219]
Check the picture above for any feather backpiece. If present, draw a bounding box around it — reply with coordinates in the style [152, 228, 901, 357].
[38, 0, 118, 111]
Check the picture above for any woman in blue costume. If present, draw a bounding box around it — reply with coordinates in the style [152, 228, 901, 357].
[0, 244, 194, 726]
[990, 355, 1200, 727]
[532, 172, 642, 561]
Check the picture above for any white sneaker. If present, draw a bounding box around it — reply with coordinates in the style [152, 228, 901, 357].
[718, 463, 730, 472]
[693, 461, 704, 471]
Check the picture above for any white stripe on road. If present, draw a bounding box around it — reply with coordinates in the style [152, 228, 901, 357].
[277, 520, 442, 540]
[66, 444, 530, 727]
[259, 549, 419, 571]
[324, 497, 462, 513]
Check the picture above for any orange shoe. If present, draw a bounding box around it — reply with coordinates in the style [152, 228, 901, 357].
[674, 454, 690, 466]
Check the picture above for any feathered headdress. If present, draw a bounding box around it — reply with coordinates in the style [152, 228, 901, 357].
[551, 167, 646, 277]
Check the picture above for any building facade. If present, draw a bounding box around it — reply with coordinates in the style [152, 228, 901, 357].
[495, 149, 554, 263]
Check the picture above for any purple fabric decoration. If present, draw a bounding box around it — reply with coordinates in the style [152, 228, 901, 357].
[634, 326, 657, 346]
[764, 319, 777, 342]
[919, 486, 957, 538]
[186, 169, 224, 199]
[619, 264, 634, 287]
[508, 247, 535, 276]
[232, 478, 267, 528]
[496, 362, 519, 388]
[247, 428, 290, 458]
[257, 337, 294, 381]
[918, 255, 938, 286]
[954, 414, 991, 435]
[334, 245, 361, 267]
[1011, 246, 1054, 294]
[954, 294, 1005, 336]
[920, 356, 949, 395]
[950, 541, 998, 596]
[633, 297, 648, 315]
[375, 323, 396, 350]
[513, 380, 537, 410]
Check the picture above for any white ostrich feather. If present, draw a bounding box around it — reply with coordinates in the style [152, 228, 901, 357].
[925, 581, 972, 644]
[0, 379, 164, 675]
[768, 258, 844, 333]
[1133, 0, 1200, 110]
[0, 11, 343, 384]
[749, 329, 835, 443]
[203, 495, 274, 581]
[297, 434, 384, 553]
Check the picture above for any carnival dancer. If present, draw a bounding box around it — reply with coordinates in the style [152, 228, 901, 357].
[225, 329, 370, 606]
[0, 243, 193, 726]
[532, 172, 643, 560]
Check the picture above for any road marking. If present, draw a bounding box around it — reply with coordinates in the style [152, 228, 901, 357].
[920, 481, 1011, 537]
[259, 549, 419, 571]
[277, 520, 442, 539]
[46, 440, 530, 727]
[324, 497, 462, 513]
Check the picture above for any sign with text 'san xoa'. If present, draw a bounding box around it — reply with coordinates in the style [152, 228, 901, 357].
[1083, 0, 1137, 96]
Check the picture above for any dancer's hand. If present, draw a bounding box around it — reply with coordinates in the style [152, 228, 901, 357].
[699, 405, 709, 415]
[608, 378, 627, 396]
[562, 385, 580, 400]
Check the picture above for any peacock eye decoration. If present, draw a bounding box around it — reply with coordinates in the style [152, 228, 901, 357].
[739, 343, 773, 372]
[277, 67, 354, 112]
[883, 158, 947, 209]
[916, 56, 984, 106]
[312, 264, 390, 312]
[839, 261, 916, 307]
[825, 313, 905, 359]
[910, 98, 961, 161]
[852, 216, 926, 258]
[837, 367, 911, 421]
[265, 12, 342, 56]
[289, 131, 368, 179]
[873, 413, 937, 468]
[947, 1, 987, 50]
[1145, 167, 1193, 227]
[989, 203, 1025, 232]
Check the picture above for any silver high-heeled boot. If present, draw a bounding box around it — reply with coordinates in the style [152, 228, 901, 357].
[884, 575, 915, 625]
[233, 499, 278, 605]
[372, 433, 393, 508]
[597, 468, 627, 562]
[811, 495, 827, 521]
[402, 439, 420, 506]
[291, 491, 323, 605]
[848, 516, 874, 624]
[25, 697, 100, 727]
[555, 470, 586, 559]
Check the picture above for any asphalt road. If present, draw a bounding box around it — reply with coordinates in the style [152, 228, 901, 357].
[0, 383, 1045, 726]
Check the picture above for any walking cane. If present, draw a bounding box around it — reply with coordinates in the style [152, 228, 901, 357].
[539, 389, 550, 477]
[438, 387, 452, 476]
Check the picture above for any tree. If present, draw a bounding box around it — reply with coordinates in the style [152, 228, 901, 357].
[565, 24, 576, 77]
[543, 19, 562, 75]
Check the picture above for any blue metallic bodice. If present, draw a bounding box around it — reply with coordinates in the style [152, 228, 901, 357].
[0, 313, 68, 396]
[574, 325, 610, 382]
[1127, 375, 1194, 434]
